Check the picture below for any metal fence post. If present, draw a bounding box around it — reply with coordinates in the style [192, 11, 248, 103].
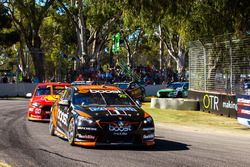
[203, 46, 207, 92]
[229, 37, 233, 94]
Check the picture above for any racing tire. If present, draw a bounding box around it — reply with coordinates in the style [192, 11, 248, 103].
[177, 92, 183, 98]
[49, 116, 55, 136]
[68, 117, 76, 146]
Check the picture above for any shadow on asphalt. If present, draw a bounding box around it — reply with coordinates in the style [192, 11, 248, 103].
[93, 139, 190, 151]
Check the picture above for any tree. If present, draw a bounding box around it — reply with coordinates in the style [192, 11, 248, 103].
[6, 0, 56, 82]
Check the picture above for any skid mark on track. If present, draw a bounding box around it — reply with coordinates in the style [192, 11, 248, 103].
[39, 148, 97, 166]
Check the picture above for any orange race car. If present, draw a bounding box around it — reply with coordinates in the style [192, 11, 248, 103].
[49, 85, 155, 147]
[27, 82, 70, 121]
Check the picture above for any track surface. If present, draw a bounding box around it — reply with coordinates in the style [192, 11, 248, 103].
[1, 99, 250, 167]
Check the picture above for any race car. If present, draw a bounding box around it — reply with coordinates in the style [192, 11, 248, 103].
[113, 82, 146, 101]
[27, 82, 70, 121]
[49, 85, 155, 147]
[157, 82, 189, 98]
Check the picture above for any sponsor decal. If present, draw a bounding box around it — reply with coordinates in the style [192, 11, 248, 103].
[57, 109, 68, 125]
[30, 114, 41, 118]
[237, 94, 250, 127]
[238, 108, 250, 115]
[109, 124, 132, 132]
[90, 90, 121, 94]
[142, 127, 155, 131]
[35, 108, 42, 114]
[89, 107, 136, 116]
[77, 127, 97, 131]
[77, 134, 95, 139]
[203, 94, 219, 111]
[222, 101, 237, 110]
[237, 98, 250, 104]
[45, 95, 58, 101]
[89, 107, 106, 111]
[29, 108, 34, 112]
[107, 109, 127, 116]
[89, 107, 136, 112]
[143, 134, 155, 139]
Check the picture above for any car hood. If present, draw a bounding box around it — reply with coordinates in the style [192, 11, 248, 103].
[74, 105, 145, 121]
[31, 95, 59, 105]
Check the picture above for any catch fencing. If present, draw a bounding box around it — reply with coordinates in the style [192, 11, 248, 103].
[189, 34, 250, 95]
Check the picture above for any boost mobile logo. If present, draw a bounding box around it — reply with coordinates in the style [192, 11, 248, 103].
[109, 125, 132, 132]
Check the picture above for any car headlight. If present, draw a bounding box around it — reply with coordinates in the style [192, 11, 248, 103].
[32, 102, 42, 108]
[77, 115, 94, 124]
[144, 116, 153, 124]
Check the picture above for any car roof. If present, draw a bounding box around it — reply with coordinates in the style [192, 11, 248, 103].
[170, 82, 188, 84]
[74, 85, 120, 91]
[37, 82, 70, 87]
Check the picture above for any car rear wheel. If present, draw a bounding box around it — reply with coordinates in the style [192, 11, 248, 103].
[49, 116, 55, 136]
[68, 117, 76, 145]
[177, 92, 183, 98]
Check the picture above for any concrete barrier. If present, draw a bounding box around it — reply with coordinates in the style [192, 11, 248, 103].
[150, 97, 200, 110]
[0, 83, 37, 97]
[0, 83, 165, 98]
[144, 84, 166, 96]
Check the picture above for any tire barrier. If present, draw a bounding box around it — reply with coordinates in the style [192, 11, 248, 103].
[150, 98, 200, 111]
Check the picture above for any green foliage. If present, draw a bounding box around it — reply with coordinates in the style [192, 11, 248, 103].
[2, 0, 250, 80]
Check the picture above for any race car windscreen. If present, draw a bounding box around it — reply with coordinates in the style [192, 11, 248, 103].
[167, 83, 183, 89]
[73, 90, 136, 106]
[53, 86, 65, 95]
[102, 93, 135, 106]
[35, 87, 51, 96]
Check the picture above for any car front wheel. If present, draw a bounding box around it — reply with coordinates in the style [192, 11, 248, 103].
[68, 117, 76, 145]
[49, 116, 55, 136]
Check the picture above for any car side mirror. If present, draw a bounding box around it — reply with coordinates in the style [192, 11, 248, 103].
[59, 99, 70, 106]
[26, 93, 32, 98]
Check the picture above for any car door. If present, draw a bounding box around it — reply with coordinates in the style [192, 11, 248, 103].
[57, 88, 72, 133]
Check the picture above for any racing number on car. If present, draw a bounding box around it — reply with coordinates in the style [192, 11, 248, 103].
[58, 109, 68, 125]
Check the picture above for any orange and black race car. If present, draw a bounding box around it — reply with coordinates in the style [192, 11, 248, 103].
[27, 82, 70, 121]
[49, 85, 155, 147]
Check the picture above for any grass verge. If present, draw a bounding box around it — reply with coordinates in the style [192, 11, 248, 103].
[142, 103, 250, 133]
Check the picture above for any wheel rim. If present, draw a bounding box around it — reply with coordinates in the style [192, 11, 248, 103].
[68, 118, 75, 141]
[49, 116, 54, 133]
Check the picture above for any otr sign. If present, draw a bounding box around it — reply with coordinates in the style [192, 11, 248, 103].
[203, 94, 219, 111]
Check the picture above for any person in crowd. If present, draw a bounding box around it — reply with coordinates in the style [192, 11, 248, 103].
[2, 74, 8, 83]
[76, 74, 83, 81]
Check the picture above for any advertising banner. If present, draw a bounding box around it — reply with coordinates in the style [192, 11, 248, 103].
[236, 94, 250, 127]
[188, 90, 237, 118]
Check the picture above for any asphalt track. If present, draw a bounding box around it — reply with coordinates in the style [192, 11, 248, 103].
[1, 99, 250, 167]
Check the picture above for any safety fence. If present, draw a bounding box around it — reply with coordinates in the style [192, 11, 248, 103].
[188, 34, 250, 120]
[189, 34, 250, 95]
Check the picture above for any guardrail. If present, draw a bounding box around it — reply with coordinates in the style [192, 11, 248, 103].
[0, 83, 165, 97]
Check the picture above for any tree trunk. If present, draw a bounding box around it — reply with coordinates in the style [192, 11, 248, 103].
[159, 25, 164, 70]
[27, 34, 44, 82]
[75, 0, 88, 65]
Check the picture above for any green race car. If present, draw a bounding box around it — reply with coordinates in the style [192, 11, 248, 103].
[157, 82, 189, 98]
